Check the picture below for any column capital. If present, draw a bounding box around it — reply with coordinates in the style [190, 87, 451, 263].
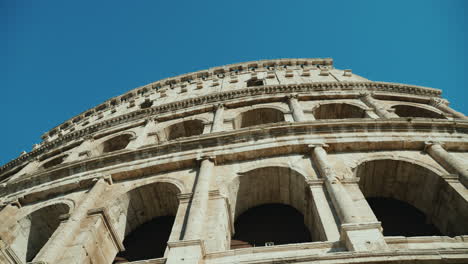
[213, 103, 225, 110]
[196, 155, 216, 164]
[424, 141, 444, 151]
[93, 174, 113, 185]
[286, 93, 299, 100]
[308, 143, 329, 150]
[358, 91, 373, 98]
[430, 97, 449, 107]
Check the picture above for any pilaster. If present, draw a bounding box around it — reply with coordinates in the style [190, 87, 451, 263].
[34, 177, 111, 263]
[430, 98, 468, 120]
[425, 141, 468, 188]
[287, 94, 306, 122]
[308, 144, 387, 252]
[211, 104, 225, 132]
[359, 93, 398, 119]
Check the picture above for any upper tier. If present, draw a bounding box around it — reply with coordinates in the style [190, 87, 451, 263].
[1, 58, 443, 173]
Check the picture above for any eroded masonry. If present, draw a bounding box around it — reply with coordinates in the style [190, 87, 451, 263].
[1, 58, 467, 264]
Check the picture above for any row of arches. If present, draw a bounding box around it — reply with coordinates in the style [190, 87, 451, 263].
[98, 103, 447, 152]
[29, 102, 448, 173]
[6, 158, 466, 263]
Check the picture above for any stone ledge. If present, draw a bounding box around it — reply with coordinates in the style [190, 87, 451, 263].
[0, 81, 443, 174]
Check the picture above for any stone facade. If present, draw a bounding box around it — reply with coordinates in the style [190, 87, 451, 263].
[0, 58, 467, 264]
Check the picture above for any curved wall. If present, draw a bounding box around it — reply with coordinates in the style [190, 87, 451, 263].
[0, 58, 468, 264]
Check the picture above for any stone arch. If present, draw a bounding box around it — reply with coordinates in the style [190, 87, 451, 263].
[391, 104, 446, 119]
[8, 202, 71, 263]
[355, 158, 468, 236]
[99, 132, 136, 154]
[312, 102, 367, 119]
[41, 154, 68, 170]
[234, 107, 285, 129]
[351, 155, 447, 177]
[163, 119, 205, 141]
[107, 181, 182, 262]
[228, 166, 322, 248]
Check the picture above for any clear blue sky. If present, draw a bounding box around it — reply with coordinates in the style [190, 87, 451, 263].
[2, 0, 467, 165]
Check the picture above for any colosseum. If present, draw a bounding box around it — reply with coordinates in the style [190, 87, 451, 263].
[0, 58, 467, 264]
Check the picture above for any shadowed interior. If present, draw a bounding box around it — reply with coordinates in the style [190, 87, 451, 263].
[313, 103, 366, 119]
[367, 197, 441, 236]
[165, 120, 204, 140]
[357, 159, 468, 236]
[235, 108, 285, 128]
[392, 105, 446, 119]
[231, 203, 311, 249]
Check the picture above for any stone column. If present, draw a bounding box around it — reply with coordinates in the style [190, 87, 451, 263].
[430, 98, 468, 120]
[34, 177, 110, 263]
[211, 104, 225, 132]
[359, 93, 398, 118]
[309, 144, 387, 251]
[183, 156, 215, 240]
[287, 94, 306, 122]
[309, 144, 360, 224]
[166, 156, 215, 264]
[425, 142, 468, 188]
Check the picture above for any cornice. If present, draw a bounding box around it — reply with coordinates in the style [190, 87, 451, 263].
[2, 118, 467, 200]
[0, 81, 442, 173]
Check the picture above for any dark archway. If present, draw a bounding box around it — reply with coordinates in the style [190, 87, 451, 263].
[231, 203, 311, 249]
[228, 166, 324, 248]
[313, 103, 366, 119]
[235, 108, 285, 129]
[115, 216, 175, 261]
[165, 120, 204, 141]
[367, 197, 441, 236]
[102, 134, 133, 153]
[392, 105, 446, 119]
[110, 182, 181, 262]
[356, 159, 468, 236]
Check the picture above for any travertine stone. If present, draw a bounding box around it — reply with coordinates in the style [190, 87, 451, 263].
[0, 58, 467, 264]
[183, 156, 215, 241]
[430, 97, 468, 119]
[360, 92, 398, 118]
[35, 178, 109, 263]
[425, 142, 468, 188]
[287, 94, 306, 122]
[211, 104, 225, 133]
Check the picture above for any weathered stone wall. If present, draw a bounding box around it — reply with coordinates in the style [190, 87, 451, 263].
[0, 58, 467, 264]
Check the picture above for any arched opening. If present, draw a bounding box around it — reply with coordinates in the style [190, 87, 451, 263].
[42, 155, 67, 169]
[165, 120, 204, 141]
[235, 108, 285, 129]
[246, 78, 264, 87]
[229, 166, 321, 249]
[102, 134, 133, 153]
[10, 203, 70, 263]
[232, 204, 311, 248]
[140, 99, 153, 109]
[110, 182, 180, 262]
[392, 105, 446, 119]
[367, 197, 441, 236]
[356, 159, 468, 236]
[313, 103, 366, 119]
